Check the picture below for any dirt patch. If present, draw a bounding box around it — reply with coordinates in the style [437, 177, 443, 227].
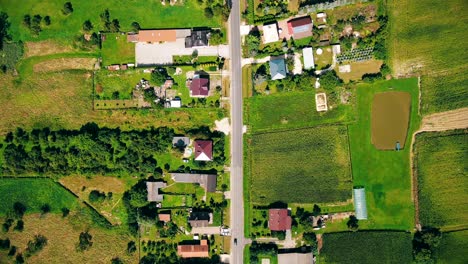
[419, 107, 468, 132]
[215, 118, 230, 135]
[33, 58, 97, 73]
[371, 91, 411, 149]
[25, 41, 75, 58]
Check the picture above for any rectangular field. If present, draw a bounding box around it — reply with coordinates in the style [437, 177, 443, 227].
[434, 230, 468, 264]
[348, 78, 420, 230]
[0, 178, 78, 215]
[319, 231, 413, 264]
[249, 126, 352, 204]
[101, 33, 135, 66]
[388, 0, 468, 115]
[414, 130, 468, 230]
[246, 91, 354, 132]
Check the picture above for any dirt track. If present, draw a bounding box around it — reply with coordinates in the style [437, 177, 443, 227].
[420, 107, 468, 131]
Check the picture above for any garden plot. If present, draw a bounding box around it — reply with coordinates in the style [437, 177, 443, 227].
[337, 47, 374, 63]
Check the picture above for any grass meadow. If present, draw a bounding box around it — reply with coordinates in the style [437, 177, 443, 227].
[388, 0, 468, 115]
[434, 230, 468, 264]
[0, 0, 222, 44]
[248, 126, 352, 205]
[319, 231, 413, 264]
[348, 78, 420, 230]
[414, 130, 468, 230]
[101, 33, 135, 66]
[246, 91, 354, 132]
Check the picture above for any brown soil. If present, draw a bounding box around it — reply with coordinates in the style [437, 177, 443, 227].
[371, 91, 411, 149]
[33, 58, 96, 73]
[419, 107, 468, 132]
[25, 41, 75, 58]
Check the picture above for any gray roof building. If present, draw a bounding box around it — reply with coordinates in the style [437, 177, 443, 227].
[171, 173, 217, 192]
[269, 58, 287, 80]
[188, 211, 211, 228]
[353, 187, 368, 220]
[146, 181, 167, 202]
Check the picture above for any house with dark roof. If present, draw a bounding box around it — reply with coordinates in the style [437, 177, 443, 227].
[189, 71, 210, 97]
[287, 16, 313, 39]
[177, 240, 209, 258]
[185, 29, 210, 48]
[138, 29, 177, 43]
[269, 58, 287, 80]
[188, 211, 211, 227]
[194, 140, 213, 161]
[269, 209, 292, 231]
[146, 181, 167, 202]
[170, 173, 217, 192]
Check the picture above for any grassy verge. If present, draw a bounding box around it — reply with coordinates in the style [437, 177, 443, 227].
[414, 130, 468, 230]
[242, 65, 253, 98]
[348, 78, 420, 230]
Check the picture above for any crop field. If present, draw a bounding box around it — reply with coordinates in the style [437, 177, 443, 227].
[414, 130, 468, 230]
[388, 0, 468, 115]
[101, 33, 135, 66]
[434, 230, 468, 264]
[348, 78, 419, 230]
[248, 126, 352, 204]
[371, 91, 411, 149]
[319, 231, 413, 264]
[0, 178, 78, 215]
[0, 0, 222, 43]
[246, 91, 354, 132]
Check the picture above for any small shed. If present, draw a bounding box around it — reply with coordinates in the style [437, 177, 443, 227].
[353, 187, 368, 220]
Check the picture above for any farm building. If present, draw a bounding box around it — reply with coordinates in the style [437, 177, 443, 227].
[353, 187, 368, 220]
[170, 173, 217, 192]
[262, 22, 279, 44]
[278, 252, 314, 264]
[146, 181, 166, 202]
[269, 58, 287, 80]
[177, 240, 209, 258]
[287, 16, 313, 39]
[194, 140, 213, 161]
[269, 209, 292, 231]
[303, 47, 315, 70]
[138, 29, 178, 43]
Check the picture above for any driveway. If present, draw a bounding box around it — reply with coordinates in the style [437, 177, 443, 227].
[191, 226, 221, 235]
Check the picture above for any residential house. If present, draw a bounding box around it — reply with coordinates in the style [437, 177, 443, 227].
[188, 211, 211, 228]
[170, 173, 217, 192]
[138, 29, 177, 43]
[146, 182, 166, 202]
[194, 140, 213, 161]
[269, 209, 292, 231]
[278, 252, 314, 264]
[269, 58, 287, 80]
[158, 212, 171, 223]
[287, 16, 313, 39]
[177, 240, 209, 258]
[302, 47, 315, 70]
[262, 22, 279, 44]
[185, 29, 210, 48]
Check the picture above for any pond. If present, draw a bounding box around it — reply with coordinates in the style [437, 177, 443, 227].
[371, 91, 411, 150]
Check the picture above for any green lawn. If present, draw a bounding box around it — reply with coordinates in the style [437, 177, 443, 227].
[0, 178, 79, 215]
[246, 91, 354, 132]
[0, 0, 223, 44]
[95, 68, 151, 99]
[414, 130, 468, 230]
[249, 125, 352, 205]
[348, 78, 420, 230]
[319, 231, 413, 264]
[388, 0, 468, 115]
[434, 230, 468, 264]
[101, 33, 135, 66]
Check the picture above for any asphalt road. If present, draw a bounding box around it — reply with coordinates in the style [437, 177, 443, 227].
[228, 0, 246, 263]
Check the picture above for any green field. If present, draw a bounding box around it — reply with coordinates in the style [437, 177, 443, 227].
[0, 178, 78, 215]
[348, 78, 420, 230]
[246, 91, 354, 132]
[434, 230, 468, 264]
[388, 0, 468, 115]
[248, 126, 352, 205]
[95, 68, 151, 100]
[319, 231, 413, 264]
[101, 33, 135, 66]
[414, 130, 468, 230]
[0, 0, 223, 43]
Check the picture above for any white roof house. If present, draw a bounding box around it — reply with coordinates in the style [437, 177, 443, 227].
[262, 23, 279, 44]
[303, 47, 315, 70]
[170, 99, 181, 108]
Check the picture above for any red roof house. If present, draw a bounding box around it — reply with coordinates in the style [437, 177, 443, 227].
[269, 209, 292, 231]
[189, 78, 210, 97]
[194, 140, 213, 161]
[287, 16, 313, 39]
[177, 240, 209, 258]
